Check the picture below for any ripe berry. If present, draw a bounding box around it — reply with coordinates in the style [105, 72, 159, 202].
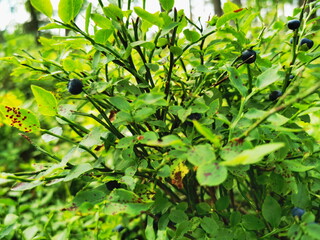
[188, 113, 202, 121]
[292, 207, 305, 219]
[241, 49, 256, 64]
[113, 224, 124, 232]
[287, 19, 300, 30]
[300, 38, 314, 49]
[106, 180, 121, 191]
[269, 90, 282, 101]
[67, 79, 83, 95]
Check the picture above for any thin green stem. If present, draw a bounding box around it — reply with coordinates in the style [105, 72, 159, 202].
[247, 64, 253, 93]
[56, 115, 89, 134]
[42, 130, 99, 160]
[240, 81, 320, 139]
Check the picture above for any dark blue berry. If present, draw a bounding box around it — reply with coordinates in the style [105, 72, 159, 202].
[292, 207, 305, 219]
[300, 38, 314, 49]
[287, 20, 300, 30]
[241, 49, 256, 64]
[113, 224, 124, 232]
[67, 79, 83, 95]
[188, 113, 202, 121]
[106, 180, 121, 191]
[269, 90, 282, 101]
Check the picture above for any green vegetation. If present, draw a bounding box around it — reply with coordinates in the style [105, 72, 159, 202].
[1, 0, 320, 239]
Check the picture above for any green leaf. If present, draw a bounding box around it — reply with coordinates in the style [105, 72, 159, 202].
[0, 224, 15, 239]
[169, 209, 188, 224]
[262, 196, 281, 228]
[227, 67, 248, 96]
[216, 9, 247, 28]
[58, 0, 83, 23]
[94, 29, 114, 44]
[0, 105, 40, 132]
[109, 96, 131, 111]
[30, 0, 53, 18]
[79, 127, 106, 147]
[133, 107, 156, 121]
[116, 136, 137, 149]
[103, 4, 124, 21]
[291, 182, 310, 208]
[159, 0, 174, 11]
[242, 215, 265, 230]
[41, 127, 62, 142]
[39, 23, 70, 30]
[85, 2, 92, 33]
[134, 7, 164, 27]
[134, 92, 167, 108]
[196, 163, 228, 186]
[31, 85, 57, 116]
[187, 144, 216, 166]
[130, 41, 155, 49]
[91, 14, 113, 29]
[183, 29, 200, 42]
[145, 216, 156, 240]
[305, 223, 320, 239]
[64, 163, 93, 182]
[283, 160, 315, 172]
[73, 189, 106, 206]
[23, 225, 38, 240]
[142, 134, 184, 147]
[193, 121, 221, 148]
[200, 217, 219, 235]
[105, 189, 153, 216]
[255, 65, 284, 89]
[170, 46, 183, 56]
[221, 143, 284, 166]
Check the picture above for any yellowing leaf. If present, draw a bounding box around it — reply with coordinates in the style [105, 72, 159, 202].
[221, 143, 284, 166]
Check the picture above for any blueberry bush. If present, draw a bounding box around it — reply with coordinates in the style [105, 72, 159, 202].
[1, 0, 320, 239]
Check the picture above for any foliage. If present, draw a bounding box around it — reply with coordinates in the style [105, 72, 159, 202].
[1, 0, 320, 239]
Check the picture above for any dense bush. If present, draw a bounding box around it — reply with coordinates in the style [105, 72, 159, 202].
[1, 0, 320, 239]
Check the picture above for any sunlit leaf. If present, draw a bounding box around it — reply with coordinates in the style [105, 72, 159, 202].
[31, 85, 57, 116]
[221, 143, 284, 166]
[58, 0, 83, 23]
[30, 0, 53, 18]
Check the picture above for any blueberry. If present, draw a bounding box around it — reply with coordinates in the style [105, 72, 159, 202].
[269, 90, 282, 101]
[287, 19, 300, 30]
[67, 79, 83, 95]
[300, 38, 314, 49]
[241, 49, 256, 64]
[292, 207, 305, 219]
[188, 113, 202, 121]
[289, 75, 295, 79]
[106, 180, 121, 191]
[113, 224, 124, 232]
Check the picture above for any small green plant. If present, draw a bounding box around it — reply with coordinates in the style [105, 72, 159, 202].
[1, 0, 320, 239]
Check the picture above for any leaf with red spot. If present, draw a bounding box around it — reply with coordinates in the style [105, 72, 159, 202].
[0, 105, 40, 132]
[197, 162, 227, 186]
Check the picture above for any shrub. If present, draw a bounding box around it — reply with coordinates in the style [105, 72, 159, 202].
[1, 0, 320, 239]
